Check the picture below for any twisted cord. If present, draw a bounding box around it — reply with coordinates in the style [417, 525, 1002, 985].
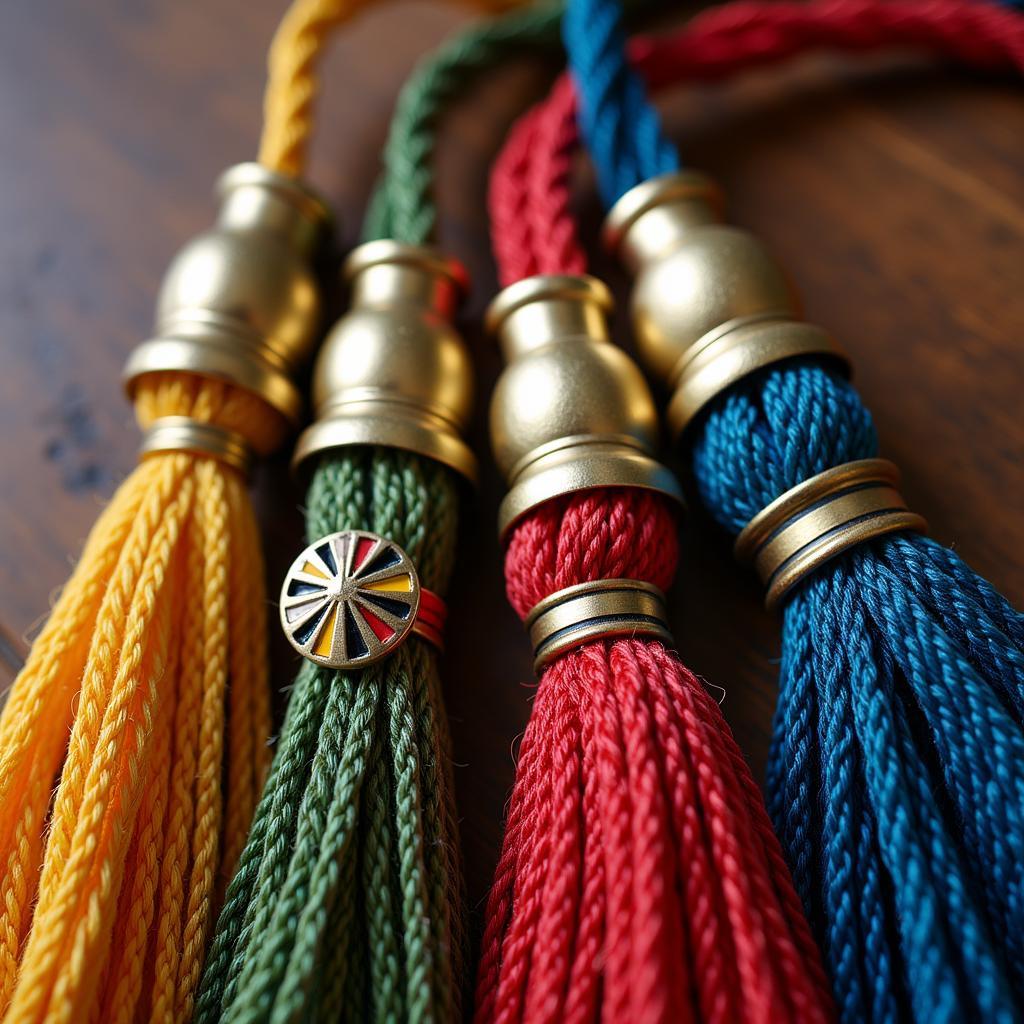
[364, 2, 564, 244]
[259, 0, 378, 176]
[562, 0, 677, 205]
[259, 0, 534, 178]
[489, 75, 588, 284]
[365, 0, 666, 247]
[489, 0, 1024, 283]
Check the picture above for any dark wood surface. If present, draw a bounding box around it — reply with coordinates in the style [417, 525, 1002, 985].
[1, 0, 1021, 907]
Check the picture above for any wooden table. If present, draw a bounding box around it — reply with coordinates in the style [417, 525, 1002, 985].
[1, 0, 1021, 910]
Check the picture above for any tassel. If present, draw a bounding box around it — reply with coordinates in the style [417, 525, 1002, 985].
[475, 259, 831, 1019]
[0, 0, 363, 1009]
[477, 493, 833, 1023]
[526, 0, 1024, 1019]
[195, 246, 474, 1024]
[195, 5, 557, 1021]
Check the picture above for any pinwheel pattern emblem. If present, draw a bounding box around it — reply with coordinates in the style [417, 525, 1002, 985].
[279, 530, 421, 669]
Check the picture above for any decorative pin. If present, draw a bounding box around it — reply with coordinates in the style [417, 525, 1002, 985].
[280, 530, 422, 669]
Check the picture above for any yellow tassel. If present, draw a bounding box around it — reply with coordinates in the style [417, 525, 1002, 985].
[0, 376, 284, 1024]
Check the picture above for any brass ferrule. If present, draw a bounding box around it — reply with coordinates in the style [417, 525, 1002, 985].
[487, 274, 684, 540]
[138, 416, 253, 477]
[735, 458, 928, 609]
[123, 163, 333, 429]
[604, 172, 850, 440]
[525, 579, 673, 671]
[292, 240, 477, 483]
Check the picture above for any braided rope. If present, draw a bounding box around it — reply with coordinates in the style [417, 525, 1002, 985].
[562, 0, 677, 205]
[259, 0, 533, 178]
[363, 2, 564, 244]
[489, 0, 1024, 282]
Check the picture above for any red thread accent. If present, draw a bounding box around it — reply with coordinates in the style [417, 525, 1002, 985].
[417, 588, 448, 630]
[488, 0, 1024, 284]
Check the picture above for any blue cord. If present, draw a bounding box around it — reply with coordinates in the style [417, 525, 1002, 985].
[563, 0, 1024, 1017]
[562, 0, 677, 204]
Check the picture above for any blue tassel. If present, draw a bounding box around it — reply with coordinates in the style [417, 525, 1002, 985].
[692, 365, 1024, 1022]
[563, 0, 1024, 1017]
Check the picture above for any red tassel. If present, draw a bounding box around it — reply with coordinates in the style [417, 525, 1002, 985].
[474, 490, 833, 1023]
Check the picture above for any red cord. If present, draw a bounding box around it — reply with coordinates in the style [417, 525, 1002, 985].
[480, 1, 1024, 1020]
[488, 0, 1024, 285]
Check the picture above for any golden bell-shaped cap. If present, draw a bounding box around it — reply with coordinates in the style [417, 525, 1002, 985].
[488, 274, 683, 539]
[604, 173, 849, 440]
[292, 240, 477, 483]
[123, 163, 332, 426]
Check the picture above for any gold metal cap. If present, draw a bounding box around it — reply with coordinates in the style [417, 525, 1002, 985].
[525, 578, 673, 671]
[293, 241, 477, 482]
[604, 172, 851, 440]
[603, 171, 724, 268]
[487, 274, 683, 540]
[735, 458, 928, 609]
[123, 163, 332, 427]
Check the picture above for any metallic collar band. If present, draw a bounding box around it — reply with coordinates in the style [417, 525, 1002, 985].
[525, 578, 673, 672]
[139, 416, 253, 476]
[279, 529, 446, 671]
[735, 458, 928, 609]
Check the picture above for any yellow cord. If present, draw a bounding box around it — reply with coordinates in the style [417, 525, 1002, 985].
[0, 378, 281, 1024]
[258, 0, 529, 176]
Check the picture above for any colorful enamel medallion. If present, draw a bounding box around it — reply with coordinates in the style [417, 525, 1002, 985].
[280, 530, 421, 669]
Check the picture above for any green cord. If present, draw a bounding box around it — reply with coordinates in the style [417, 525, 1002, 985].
[196, 451, 460, 1024]
[364, 0, 564, 243]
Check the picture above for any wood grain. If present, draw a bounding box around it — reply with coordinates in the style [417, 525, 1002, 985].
[0, 0, 1021, 914]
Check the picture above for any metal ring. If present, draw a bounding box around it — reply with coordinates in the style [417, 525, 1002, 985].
[735, 458, 928, 609]
[525, 578, 673, 672]
[139, 416, 253, 476]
